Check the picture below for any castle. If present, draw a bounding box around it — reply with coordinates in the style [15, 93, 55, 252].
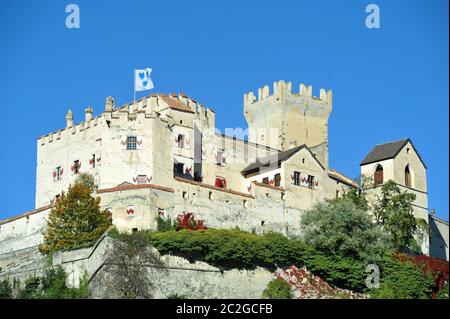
[0, 80, 448, 260]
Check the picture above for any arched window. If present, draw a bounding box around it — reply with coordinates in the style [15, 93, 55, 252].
[405, 165, 412, 188]
[374, 164, 383, 186]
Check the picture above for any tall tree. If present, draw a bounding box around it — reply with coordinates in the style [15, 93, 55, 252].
[373, 180, 428, 253]
[39, 175, 111, 254]
[301, 198, 390, 263]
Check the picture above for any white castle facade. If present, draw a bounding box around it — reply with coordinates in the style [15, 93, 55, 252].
[0, 80, 448, 260]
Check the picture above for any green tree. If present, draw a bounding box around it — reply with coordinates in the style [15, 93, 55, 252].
[342, 187, 368, 211]
[300, 199, 390, 262]
[75, 172, 95, 190]
[373, 180, 427, 252]
[39, 179, 111, 254]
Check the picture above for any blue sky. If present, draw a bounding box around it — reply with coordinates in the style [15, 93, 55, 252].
[0, 0, 448, 221]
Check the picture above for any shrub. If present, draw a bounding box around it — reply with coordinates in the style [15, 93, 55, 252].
[370, 253, 435, 299]
[157, 216, 174, 232]
[396, 254, 449, 298]
[39, 180, 111, 254]
[436, 282, 448, 299]
[148, 228, 369, 292]
[149, 228, 299, 270]
[0, 279, 13, 299]
[301, 199, 390, 263]
[19, 276, 41, 299]
[175, 212, 207, 231]
[262, 278, 292, 299]
[18, 266, 90, 299]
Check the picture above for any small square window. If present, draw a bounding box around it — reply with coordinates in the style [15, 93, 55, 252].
[127, 136, 137, 150]
[177, 134, 185, 148]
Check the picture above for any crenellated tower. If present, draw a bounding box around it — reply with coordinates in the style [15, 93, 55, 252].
[244, 80, 332, 167]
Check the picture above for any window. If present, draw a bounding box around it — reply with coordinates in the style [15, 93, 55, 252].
[405, 165, 412, 188]
[91, 154, 96, 168]
[274, 173, 281, 187]
[127, 136, 137, 150]
[208, 191, 213, 200]
[307, 175, 315, 189]
[215, 177, 226, 188]
[174, 162, 184, 175]
[243, 200, 247, 208]
[177, 134, 185, 148]
[158, 208, 165, 217]
[262, 177, 269, 184]
[182, 191, 187, 199]
[73, 160, 80, 174]
[293, 171, 301, 186]
[194, 172, 202, 182]
[216, 150, 224, 166]
[54, 166, 62, 181]
[374, 164, 384, 186]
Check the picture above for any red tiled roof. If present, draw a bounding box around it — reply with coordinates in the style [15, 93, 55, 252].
[160, 96, 195, 114]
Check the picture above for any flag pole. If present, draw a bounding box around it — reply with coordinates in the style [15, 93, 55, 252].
[133, 69, 136, 103]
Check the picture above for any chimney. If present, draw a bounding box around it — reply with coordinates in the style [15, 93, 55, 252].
[105, 96, 115, 112]
[85, 107, 93, 122]
[66, 110, 73, 127]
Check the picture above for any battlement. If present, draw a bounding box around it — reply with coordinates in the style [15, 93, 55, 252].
[38, 93, 214, 147]
[244, 80, 332, 107]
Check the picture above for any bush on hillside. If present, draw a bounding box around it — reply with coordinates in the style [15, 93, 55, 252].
[370, 253, 435, 299]
[19, 266, 90, 299]
[0, 279, 13, 299]
[262, 278, 292, 299]
[148, 228, 369, 292]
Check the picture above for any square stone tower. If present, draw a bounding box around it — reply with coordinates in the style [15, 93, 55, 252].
[244, 80, 332, 168]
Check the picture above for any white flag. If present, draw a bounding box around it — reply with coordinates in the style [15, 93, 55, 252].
[134, 68, 154, 92]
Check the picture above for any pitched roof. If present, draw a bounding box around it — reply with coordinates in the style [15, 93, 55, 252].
[241, 145, 325, 176]
[360, 138, 427, 168]
[328, 169, 359, 188]
[159, 95, 195, 113]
